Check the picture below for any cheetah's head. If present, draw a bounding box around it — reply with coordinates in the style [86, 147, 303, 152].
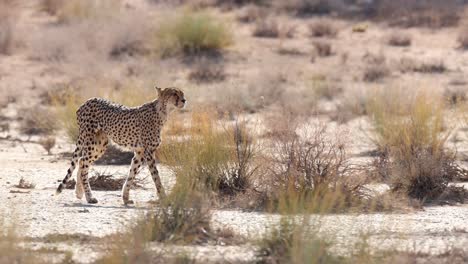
[156, 86, 186, 109]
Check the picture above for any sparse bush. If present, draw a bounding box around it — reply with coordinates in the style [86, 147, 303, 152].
[312, 41, 332, 57]
[188, 59, 226, 83]
[309, 19, 337, 38]
[368, 89, 460, 202]
[39, 136, 56, 155]
[333, 88, 369, 123]
[18, 106, 58, 136]
[362, 53, 389, 82]
[14, 177, 35, 189]
[40, 0, 62, 15]
[444, 87, 467, 106]
[274, 0, 339, 16]
[264, 123, 370, 213]
[387, 32, 411, 46]
[399, 57, 446, 74]
[363, 65, 389, 82]
[154, 10, 233, 57]
[253, 18, 295, 39]
[309, 75, 342, 100]
[253, 18, 280, 38]
[237, 5, 267, 23]
[0, 0, 18, 55]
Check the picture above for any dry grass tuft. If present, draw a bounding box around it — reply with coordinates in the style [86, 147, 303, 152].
[274, 0, 336, 16]
[253, 18, 295, 38]
[188, 60, 226, 83]
[399, 57, 446, 74]
[362, 53, 389, 82]
[14, 177, 36, 189]
[159, 111, 260, 200]
[39, 136, 56, 155]
[18, 106, 58, 136]
[308, 75, 342, 100]
[154, 10, 233, 57]
[237, 5, 268, 23]
[368, 89, 462, 202]
[387, 32, 412, 47]
[312, 40, 332, 57]
[309, 19, 337, 38]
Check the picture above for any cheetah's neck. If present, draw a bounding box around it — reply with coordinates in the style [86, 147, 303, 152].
[153, 99, 168, 124]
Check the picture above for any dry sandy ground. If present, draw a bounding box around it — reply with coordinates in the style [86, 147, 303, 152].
[1, 134, 467, 263]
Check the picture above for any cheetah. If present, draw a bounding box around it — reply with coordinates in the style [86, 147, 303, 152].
[56, 87, 186, 204]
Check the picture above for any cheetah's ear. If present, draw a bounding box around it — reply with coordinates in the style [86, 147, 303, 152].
[155, 86, 162, 97]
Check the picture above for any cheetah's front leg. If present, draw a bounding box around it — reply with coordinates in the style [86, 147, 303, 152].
[122, 150, 143, 205]
[148, 157, 166, 200]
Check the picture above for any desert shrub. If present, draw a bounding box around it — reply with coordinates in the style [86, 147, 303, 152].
[312, 41, 332, 57]
[444, 87, 467, 106]
[40, 0, 62, 15]
[0, 0, 18, 55]
[14, 177, 35, 189]
[253, 18, 295, 38]
[188, 59, 226, 83]
[159, 111, 260, 199]
[39, 136, 56, 155]
[387, 32, 411, 47]
[309, 19, 337, 38]
[399, 57, 446, 74]
[308, 75, 342, 100]
[368, 89, 460, 202]
[363, 65, 389, 82]
[362, 53, 389, 82]
[237, 5, 268, 23]
[274, 0, 341, 16]
[18, 106, 59, 135]
[154, 10, 233, 57]
[265, 124, 369, 213]
[97, 190, 237, 263]
[333, 88, 369, 123]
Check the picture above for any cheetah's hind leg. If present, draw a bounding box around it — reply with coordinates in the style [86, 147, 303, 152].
[76, 132, 108, 199]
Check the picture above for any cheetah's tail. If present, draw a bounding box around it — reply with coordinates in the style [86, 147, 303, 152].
[56, 146, 81, 195]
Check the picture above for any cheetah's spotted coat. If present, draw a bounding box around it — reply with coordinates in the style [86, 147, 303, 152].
[56, 87, 186, 204]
